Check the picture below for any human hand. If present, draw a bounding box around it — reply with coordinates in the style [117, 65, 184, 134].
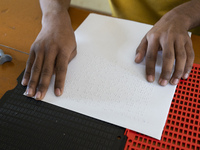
[135, 10, 194, 86]
[22, 11, 77, 100]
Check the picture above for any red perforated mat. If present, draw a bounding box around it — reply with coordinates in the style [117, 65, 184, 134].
[124, 63, 200, 150]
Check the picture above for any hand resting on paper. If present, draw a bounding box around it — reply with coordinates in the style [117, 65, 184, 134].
[135, 0, 200, 86]
[22, 0, 76, 100]
[21, 0, 200, 100]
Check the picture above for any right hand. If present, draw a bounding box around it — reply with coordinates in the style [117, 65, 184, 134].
[22, 11, 77, 100]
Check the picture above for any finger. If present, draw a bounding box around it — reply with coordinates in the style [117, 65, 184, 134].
[145, 39, 160, 82]
[54, 51, 70, 97]
[170, 40, 186, 85]
[34, 48, 57, 100]
[159, 41, 175, 86]
[135, 36, 148, 63]
[22, 50, 35, 86]
[25, 50, 44, 97]
[182, 41, 194, 79]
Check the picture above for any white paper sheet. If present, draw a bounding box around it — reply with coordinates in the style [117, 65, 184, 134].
[43, 14, 177, 140]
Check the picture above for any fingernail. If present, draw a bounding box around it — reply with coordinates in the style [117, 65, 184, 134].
[23, 89, 28, 96]
[183, 73, 189, 79]
[55, 88, 61, 96]
[21, 79, 27, 86]
[135, 53, 141, 63]
[26, 88, 33, 96]
[147, 75, 154, 82]
[172, 78, 179, 85]
[159, 79, 168, 86]
[35, 91, 42, 100]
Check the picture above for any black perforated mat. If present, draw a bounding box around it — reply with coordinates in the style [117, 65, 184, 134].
[0, 72, 127, 150]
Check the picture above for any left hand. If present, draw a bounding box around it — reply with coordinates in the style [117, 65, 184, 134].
[135, 7, 195, 86]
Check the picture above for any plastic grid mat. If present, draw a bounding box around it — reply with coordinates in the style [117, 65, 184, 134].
[124, 63, 200, 150]
[0, 72, 127, 150]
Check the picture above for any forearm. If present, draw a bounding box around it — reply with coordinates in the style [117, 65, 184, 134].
[40, 0, 71, 13]
[157, 0, 200, 30]
[39, 0, 72, 27]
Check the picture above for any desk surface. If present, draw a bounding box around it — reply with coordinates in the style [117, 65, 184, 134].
[0, 1, 200, 99]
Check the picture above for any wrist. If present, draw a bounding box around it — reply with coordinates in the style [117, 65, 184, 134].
[42, 10, 71, 28]
[39, 0, 71, 27]
[164, 11, 191, 30]
[163, 0, 200, 30]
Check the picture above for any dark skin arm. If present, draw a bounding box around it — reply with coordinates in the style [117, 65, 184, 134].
[22, 0, 200, 100]
[22, 0, 76, 100]
[135, 0, 200, 86]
